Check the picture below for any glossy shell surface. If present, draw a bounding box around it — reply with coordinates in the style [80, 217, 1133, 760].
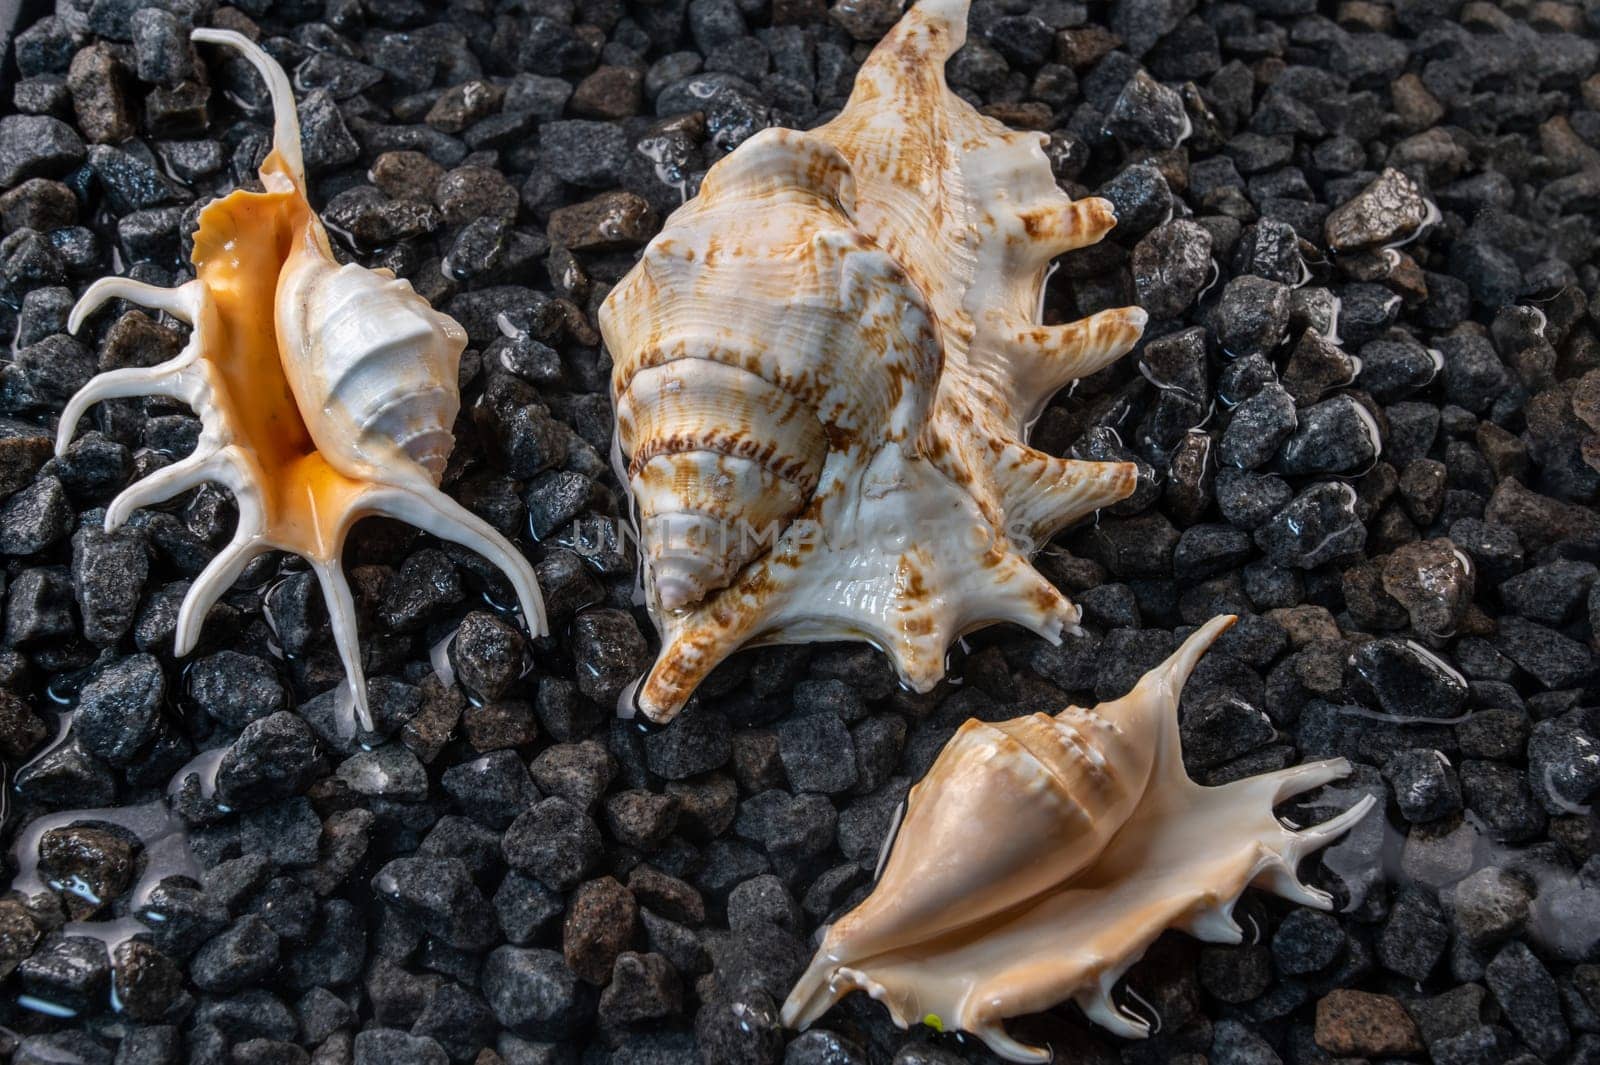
[601, 0, 1147, 722]
[782, 616, 1377, 1061]
[57, 30, 545, 732]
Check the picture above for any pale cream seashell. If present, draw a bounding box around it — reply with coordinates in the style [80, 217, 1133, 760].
[782, 615, 1378, 1061]
[601, 0, 1148, 723]
[56, 30, 545, 733]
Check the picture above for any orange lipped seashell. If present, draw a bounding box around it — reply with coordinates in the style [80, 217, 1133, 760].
[57, 29, 545, 734]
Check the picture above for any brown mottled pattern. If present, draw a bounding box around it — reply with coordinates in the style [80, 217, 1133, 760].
[598, 0, 1150, 721]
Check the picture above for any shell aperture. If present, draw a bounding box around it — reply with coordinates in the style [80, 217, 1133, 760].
[601, 0, 1147, 722]
[57, 30, 545, 732]
[781, 616, 1378, 1061]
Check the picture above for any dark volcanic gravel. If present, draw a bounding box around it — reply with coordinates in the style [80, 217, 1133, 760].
[2, 1, 1600, 1065]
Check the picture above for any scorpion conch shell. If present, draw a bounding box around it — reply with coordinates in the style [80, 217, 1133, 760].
[58, 30, 545, 732]
[601, 0, 1146, 722]
[783, 616, 1378, 1061]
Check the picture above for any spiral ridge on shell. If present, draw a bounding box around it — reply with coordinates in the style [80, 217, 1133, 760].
[601, 0, 1148, 722]
[56, 29, 545, 733]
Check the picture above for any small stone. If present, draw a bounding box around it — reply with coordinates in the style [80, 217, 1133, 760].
[1500, 559, 1597, 625]
[1485, 941, 1570, 1058]
[1255, 482, 1366, 568]
[297, 89, 359, 173]
[540, 120, 630, 188]
[1460, 760, 1546, 843]
[353, 1029, 449, 1065]
[130, 9, 192, 85]
[450, 611, 525, 703]
[599, 951, 682, 1034]
[1234, 219, 1306, 286]
[829, 0, 902, 41]
[111, 939, 184, 1021]
[695, 990, 785, 1065]
[564, 876, 638, 985]
[379, 550, 464, 633]
[548, 191, 657, 251]
[0, 690, 47, 759]
[216, 712, 321, 807]
[493, 871, 564, 946]
[1105, 70, 1188, 149]
[1315, 989, 1424, 1057]
[776, 711, 858, 795]
[67, 44, 135, 144]
[482, 947, 594, 1038]
[1096, 163, 1171, 235]
[1350, 638, 1467, 718]
[786, 1030, 867, 1065]
[1528, 717, 1600, 815]
[1449, 866, 1531, 949]
[505, 74, 573, 119]
[1221, 383, 1296, 469]
[191, 914, 280, 993]
[1282, 330, 1359, 405]
[72, 653, 164, 766]
[0, 476, 70, 554]
[1131, 219, 1214, 320]
[1271, 908, 1344, 975]
[38, 825, 134, 919]
[372, 857, 496, 951]
[337, 743, 428, 801]
[503, 797, 603, 890]
[441, 750, 536, 831]
[1360, 333, 1442, 402]
[629, 865, 706, 926]
[1495, 616, 1598, 689]
[1216, 469, 1293, 530]
[0, 115, 85, 186]
[189, 651, 285, 728]
[1380, 539, 1474, 638]
[1211, 1019, 1282, 1065]
[372, 151, 446, 203]
[571, 608, 649, 707]
[71, 523, 148, 646]
[1325, 168, 1432, 252]
[17, 935, 110, 1013]
[463, 699, 538, 752]
[643, 708, 732, 781]
[1277, 395, 1382, 475]
[530, 739, 614, 813]
[1377, 887, 1449, 981]
[734, 789, 836, 881]
[1216, 275, 1291, 359]
[605, 790, 680, 850]
[426, 80, 502, 134]
[571, 66, 643, 120]
[1384, 748, 1462, 822]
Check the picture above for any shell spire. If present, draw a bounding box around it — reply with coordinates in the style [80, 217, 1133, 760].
[782, 618, 1377, 1061]
[601, 0, 1146, 722]
[57, 30, 545, 734]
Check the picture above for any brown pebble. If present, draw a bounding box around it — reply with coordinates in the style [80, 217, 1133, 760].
[548, 191, 658, 252]
[1315, 989, 1424, 1057]
[564, 876, 638, 985]
[67, 44, 136, 145]
[571, 66, 643, 121]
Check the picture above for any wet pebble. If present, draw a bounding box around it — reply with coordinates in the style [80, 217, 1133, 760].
[1277, 395, 1382, 476]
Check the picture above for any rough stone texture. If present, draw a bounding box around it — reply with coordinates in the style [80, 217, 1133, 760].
[6, 0, 1600, 1061]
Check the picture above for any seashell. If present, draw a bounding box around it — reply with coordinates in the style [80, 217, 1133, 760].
[782, 615, 1378, 1061]
[601, 0, 1147, 722]
[57, 30, 545, 732]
